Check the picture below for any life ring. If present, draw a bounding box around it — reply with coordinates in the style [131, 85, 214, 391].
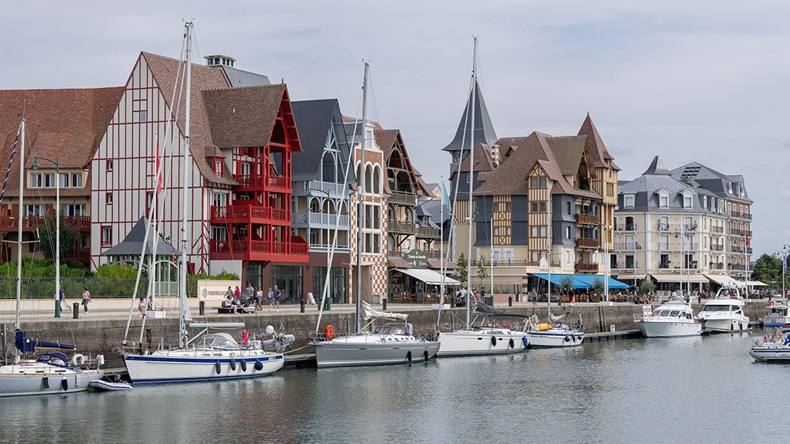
[509, 338, 515, 349]
[71, 353, 85, 366]
[769, 301, 775, 306]
[325, 325, 335, 340]
[491, 336, 498, 347]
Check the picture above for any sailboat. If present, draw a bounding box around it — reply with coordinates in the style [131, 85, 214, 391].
[312, 62, 439, 368]
[121, 22, 284, 384]
[0, 117, 104, 397]
[436, 38, 528, 357]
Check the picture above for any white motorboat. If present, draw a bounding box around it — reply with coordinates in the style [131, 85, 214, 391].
[0, 119, 103, 397]
[311, 63, 438, 368]
[750, 327, 790, 362]
[634, 298, 702, 338]
[696, 287, 750, 333]
[121, 22, 284, 384]
[762, 299, 790, 328]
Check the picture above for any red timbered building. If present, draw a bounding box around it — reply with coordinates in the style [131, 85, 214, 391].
[91, 52, 307, 290]
[0, 87, 123, 265]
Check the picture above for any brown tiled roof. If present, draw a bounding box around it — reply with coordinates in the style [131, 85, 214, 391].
[203, 84, 287, 149]
[142, 52, 235, 186]
[457, 143, 496, 173]
[577, 113, 620, 171]
[0, 87, 124, 198]
[546, 136, 586, 176]
[376, 128, 432, 196]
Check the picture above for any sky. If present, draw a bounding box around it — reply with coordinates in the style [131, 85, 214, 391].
[4, 1, 789, 258]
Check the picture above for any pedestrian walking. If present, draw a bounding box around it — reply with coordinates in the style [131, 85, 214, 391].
[272, 285, 281, 311]
[81, 287, 91, 313]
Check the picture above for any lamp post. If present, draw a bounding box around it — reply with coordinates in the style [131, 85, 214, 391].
[32, 156, 60, 318]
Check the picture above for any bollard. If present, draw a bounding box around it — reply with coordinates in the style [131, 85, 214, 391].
[516, 293, 520, 303]
[300, 297, 305, 313]
[382, 298, 387, 311]
[73, 302, 79, 319]
[54, 300, 61, 318]
[508, 296, 513, 307]
[199, 300, 205, 316]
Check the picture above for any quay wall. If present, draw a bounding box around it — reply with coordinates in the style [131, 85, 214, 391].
[0, 302, 767, 365]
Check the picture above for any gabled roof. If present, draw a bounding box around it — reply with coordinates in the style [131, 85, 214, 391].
[442, 80, 497, 153]
[0, 87, 124, 199]
[217, 65, 271, 87]
[546, 136, 585, 176]
[456, 143, 497, 174]
[202, 84, 286, 149]
[577, 113, 620, 171]
[102, 216, 180, 256]
[376, 128, 432, 196]
[291, 99, 352, 183]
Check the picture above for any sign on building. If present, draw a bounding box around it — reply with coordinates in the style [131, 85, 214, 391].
[403, 249, 428, 268]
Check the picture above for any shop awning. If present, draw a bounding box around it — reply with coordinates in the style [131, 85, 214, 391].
[650, 274, 709, 283]
[705, 274, 741, 287]
[613, 274, 647, 281]
[396, 268, 460, 286]
[746, 280, 767, 287]
[532, 273, 629, 289]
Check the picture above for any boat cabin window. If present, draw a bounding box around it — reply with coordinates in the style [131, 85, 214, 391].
[668, 310, 680, 318]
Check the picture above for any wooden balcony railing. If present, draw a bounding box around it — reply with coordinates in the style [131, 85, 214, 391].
[575, 213, 598, 225]
[1, 215, 91, 232]
[210, 205, 290, 223]
[575, 262, 599, 273]
[575, 238, 599, 249]
[389, 191, 416, 206]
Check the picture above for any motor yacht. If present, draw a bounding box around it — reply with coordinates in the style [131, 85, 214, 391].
[696, 287, 750, 333]
[634, 298, 701, 338]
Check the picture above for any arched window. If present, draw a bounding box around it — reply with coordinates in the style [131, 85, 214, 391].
[659, 216, 669, 231]
[321, 152, 336, 183]
[365, 165, 373, 193]
[373, 165, 382, 194]
[310, 198, 320, 213]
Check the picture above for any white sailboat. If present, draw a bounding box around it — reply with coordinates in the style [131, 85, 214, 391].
[121, 22, 284, 384]
[312, 62, 439, 367]
[436, 37, 528, 357]
[0, 117, 104, 397]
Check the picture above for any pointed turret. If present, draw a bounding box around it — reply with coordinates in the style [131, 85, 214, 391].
[578, 112, 619, 171]
[442, 79, 497, 175]
[643, 155, 671, 176]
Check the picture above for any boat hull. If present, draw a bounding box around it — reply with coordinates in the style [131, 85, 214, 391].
[0, 364, 103, 397]
[699, 317, 750, 333]
[635, 320, 702, 338]
[750, 345, 790, 362]
[437, 330, 528, 356]
[313, 336, 440, 368]
[526, 330, 584, 348]
[123, 350, 284, 384]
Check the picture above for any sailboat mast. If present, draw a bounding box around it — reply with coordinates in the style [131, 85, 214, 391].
[15, 118, 25, 333]
[355, 62, 369, 334]
[466, 37, 477, 329]
[179, 22, 193, 348]
[547, 185, 551, 318]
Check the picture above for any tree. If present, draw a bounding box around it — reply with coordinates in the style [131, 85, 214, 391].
[36, 213, 77, 260]
[591, 277, 605, 295]
[639, 279, 655, 295]
[457, 253, 468, 286]
[753, 254, 782, 288]
[477, 255, 487, 290]
[559, 275, 574, 295]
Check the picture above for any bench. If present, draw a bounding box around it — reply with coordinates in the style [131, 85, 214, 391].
[217, 307, 235, 314]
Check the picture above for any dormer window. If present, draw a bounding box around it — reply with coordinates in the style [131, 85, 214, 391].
[658, 190, 669, 208]
[624, 194, 635, 208]
[682, 190, 694, 208]
[214, 159, 224, 176]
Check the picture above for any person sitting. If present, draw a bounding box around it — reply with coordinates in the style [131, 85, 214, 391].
[222, 295, 237, 313]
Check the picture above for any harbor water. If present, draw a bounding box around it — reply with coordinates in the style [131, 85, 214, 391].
[1, 332, 786, 443]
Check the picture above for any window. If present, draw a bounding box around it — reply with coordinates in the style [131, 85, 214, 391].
[505, 203, 511, 211]
[530, 177, 538, 188]
[659, 190, 669, 208]
[539, 177, 547, 188]
[659, 216, 669, 231]
[62, 204, 86, 217]
[506, 227, 511, 236]
[139, 111, 147, 122]
[624, 194, 634, 208]
[101, 226, 112, 246]
[566, 226, 571, 240]
[211, 226, 228, 241]
[625, 255, 634, 269]
[531, 226, 537, 237]
[215, 160, 224, 175]
[566, 250, 571, 264]
[625, 235, 635, 250]
[540, 202, 546, 213]
[659, 253, 669, 268]
[107, 160, 113, 171]
[29, 173, 42, 189]
[540, 226, 547, 237]
[659, 235, 669, 250]
[24, 204, 44, 216]
[59, 173, 68, 188]
[494, 227, 499, 236]
[531, 202, 538, 213]
[213, 192, 227, 208]
[532, 251, 538, 262]
[106, 192, 113, 205]
[684, 194, 693, 208]
[71, 173, 83, 188]
[566, 202, 571, 215]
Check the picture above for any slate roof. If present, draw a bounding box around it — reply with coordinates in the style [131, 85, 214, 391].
[619, 156, 719, 212]
[669, 161, 752, 203]
[418, 198, 452, 224]
[0, 87, 125, 199]
[291, 99, 353, 183]
[218, 65, 271, 87]
[442, 80, 498, 153]
[102, 217, 180, 256]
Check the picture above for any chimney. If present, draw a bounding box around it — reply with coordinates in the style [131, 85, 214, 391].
[204, 55, 237, 68]
[488, 144, 500, 167]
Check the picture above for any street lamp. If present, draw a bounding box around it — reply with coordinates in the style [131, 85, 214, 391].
[31, 156, 61, 318]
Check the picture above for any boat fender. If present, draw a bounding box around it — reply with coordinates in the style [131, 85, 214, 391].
[509, 338, 515, 349]
[564, 336, 570, 342]
[229, 358, 236, 371]
[740, 323, 743, 331]
[407, 351, 412, 363]
[770, 301, 775, 306]
[71, 353, 85, 366]
[491, 336, 497, 347]
[522, 336, 529, 348]
[61, 378, 68, 391]
[42, 377, 49, 389]
[240, 359, 247, 372]
[423, 351, 429, 361]
[254, 360, 264, 371]
[215, 361, 222, 375]
[325, 325, 335, 340]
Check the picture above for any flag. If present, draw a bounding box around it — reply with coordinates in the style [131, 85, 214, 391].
[441, 180, 452, 215]
[783, 254, 787, 275]
[745, 232, 750, 248]
[155, 136, 163, 195]
[0, 129, 20, 206]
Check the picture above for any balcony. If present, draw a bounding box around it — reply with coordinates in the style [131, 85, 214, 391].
[575, 213, 598, 225]
[658, 223, 670, 231]
[613, 243, 637, 250]
[728, 264, 746, 271]
[731, 246, 744, 254]
[291, 211, 349, 230]
[709, 262, 724, 270]
[415, 224, 440, 239]
[683, 223, 697, 231]
[659, 262, 670, 269]
[575, 237, 599, 249]
[743, 213, 752, 220]
[232, 174, 290, 192]
[615, 223, 637, 231]
[471, 258, 560, 268]
[292, 180, 347, 198]
[711, 245, 724, 252]
[711, 226, 724, 234]
[388, 219, 415, 234]
[209, 236, 308, 263]
[389, 191, 416, 206]
[65, 247, 91, 265]
[1, 215, 91, 233]
[211, 205, 290, 225]
[575, 262, 599, 273]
